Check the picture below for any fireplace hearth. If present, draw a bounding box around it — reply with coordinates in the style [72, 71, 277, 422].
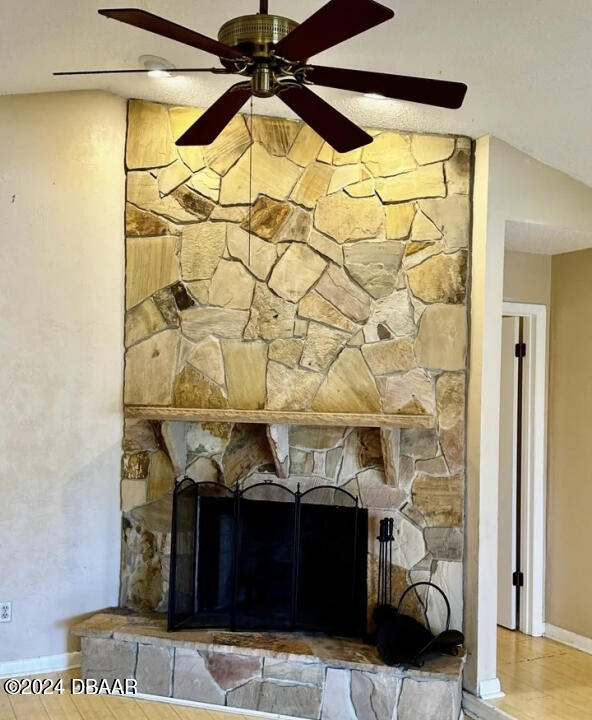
[169, 478, 368, 636]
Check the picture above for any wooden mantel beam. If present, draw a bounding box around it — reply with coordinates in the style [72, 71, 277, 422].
[124, 405, 435, 429]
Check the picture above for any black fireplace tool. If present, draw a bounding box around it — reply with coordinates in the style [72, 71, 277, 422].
[373, 517, 464, 667]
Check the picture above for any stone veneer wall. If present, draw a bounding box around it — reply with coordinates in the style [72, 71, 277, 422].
[120, 100, 471, 633]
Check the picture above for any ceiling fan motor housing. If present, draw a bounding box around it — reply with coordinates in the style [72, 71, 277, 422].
[218, 14, 300, 97]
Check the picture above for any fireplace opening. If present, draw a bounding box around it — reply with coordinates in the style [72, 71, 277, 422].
[168, 478, 368, 636]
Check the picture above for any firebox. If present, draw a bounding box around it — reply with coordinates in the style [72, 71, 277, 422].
[168, 479, 368, 636]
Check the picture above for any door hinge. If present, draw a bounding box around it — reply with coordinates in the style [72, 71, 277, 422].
[512, 571, 524, 587]
[515, 342, 526, 358]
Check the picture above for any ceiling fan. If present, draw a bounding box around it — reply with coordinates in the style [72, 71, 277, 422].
[55, 0, 467, 153]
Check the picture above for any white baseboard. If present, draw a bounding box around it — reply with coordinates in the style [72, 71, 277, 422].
[544, 623, 592, 656]
[0, 651, 81, 679]
[463, 691, 515, 720]
[476, 677, 504, 700]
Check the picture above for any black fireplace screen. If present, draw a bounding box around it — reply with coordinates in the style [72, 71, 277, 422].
[168, 479, 368, 636]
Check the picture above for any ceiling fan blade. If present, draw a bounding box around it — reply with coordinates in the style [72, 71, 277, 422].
[54, 67, 221, 76]
[176, 84, 252, 146]
[274, 0, 394, 61]
[98, 8, 247, 61]
[276, 84, 372, 153]
[307, 65, 468, 109]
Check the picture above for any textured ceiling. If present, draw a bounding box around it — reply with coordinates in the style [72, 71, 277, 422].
[1, 0, 591, 187]
[506, 221, 592, 255]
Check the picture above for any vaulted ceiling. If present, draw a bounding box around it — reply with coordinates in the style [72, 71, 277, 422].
[1, 0, 591, 186]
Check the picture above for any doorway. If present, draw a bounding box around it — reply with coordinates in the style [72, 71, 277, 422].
[496, 302, 547, 637]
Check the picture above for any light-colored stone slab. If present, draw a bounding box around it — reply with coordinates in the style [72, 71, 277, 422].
[362, 131, 415, 177]
[147, 449, 175, 499]
[173, 648, 225, 704]
[169, 106, 206, 171]
[316, 264, 372, 323]
[186, 422, 231, 455]
[189, 167, 220, 201]
[252, 116, 300, 156]
[376, 164, 446, 203]
[313, 348, 381, 413]
[300, 322, 349, 372]
[181, 222, 226, 281]
[229, 679, 322, 719]
[385, 202, 415, 239]
[127, 171, 196, 222]
[186, 456, 219, 483]
[314, 192, 384, 243]
[298, 291, 358, 333]
[157, 159, 192, 196]
[124, 329, 178, 405]
[220, 143, 302, 204]
[407, 251, 467, 304]
[279, 206, 312, 244]
[419, 196, 470, 250]
[210, 259, 255, 309]
[186, 335, 225, 386]
[161, 420, 187, 475]
[269, 338, 303, 366]
[290, 161, 334, 208]
[268, 244, 327, 302]
[412, 474, 463, 527]
[345, 177, 376, 197]
[398, 677, 460, 720]
[351, 669, 399, 720]
[125, 298, 168, 347]
[223, 340, 267, 410]
[382, 367, 435, 415]
[411, 135, 455, 165]
[180, 307, 249, 343]
[204, 115, 251, 176]
[343, 239, 405, 299]
[288, 124, 325, 166]
[136, 644, 173, 696]
[426, 561, 464, 635]
[127, 100, 175, 170]
[227, 223, 277, 281]
[266, 362, 323, 411]
[321, 668, 357, 720]
[244, 282, 296, 340]
[362, 338, 416, 374]
[328, 164, 370, 194]
[363, 290, 416, 341]
[266, 423, 290, 477]
[121, 480, 147, 512]
[415, 304, 467, 370]
[82, 637, 137, 683]
[307, 230, 343, 265]
[173, 366, 228, 408]
[126, 236, 179, 308]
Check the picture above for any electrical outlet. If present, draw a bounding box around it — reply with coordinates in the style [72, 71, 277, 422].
[0, 602, 11, 623]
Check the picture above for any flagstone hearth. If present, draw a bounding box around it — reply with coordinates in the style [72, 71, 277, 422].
[74, 609, 464, 720]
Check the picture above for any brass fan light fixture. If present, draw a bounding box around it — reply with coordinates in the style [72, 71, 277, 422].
[55, 0, 468, 152]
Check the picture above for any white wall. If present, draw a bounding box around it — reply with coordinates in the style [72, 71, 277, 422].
[466, 137, 592, 696]
[0, 91, 126, 662]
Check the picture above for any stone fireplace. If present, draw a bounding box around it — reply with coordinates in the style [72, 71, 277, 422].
[75, 100, 470, 719]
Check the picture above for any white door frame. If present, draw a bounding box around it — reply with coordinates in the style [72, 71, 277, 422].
[501, 302, 547, 637]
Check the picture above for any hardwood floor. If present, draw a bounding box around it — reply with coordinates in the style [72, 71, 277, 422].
[0, 669, 264, 720]
[489, 626, 592, 719]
